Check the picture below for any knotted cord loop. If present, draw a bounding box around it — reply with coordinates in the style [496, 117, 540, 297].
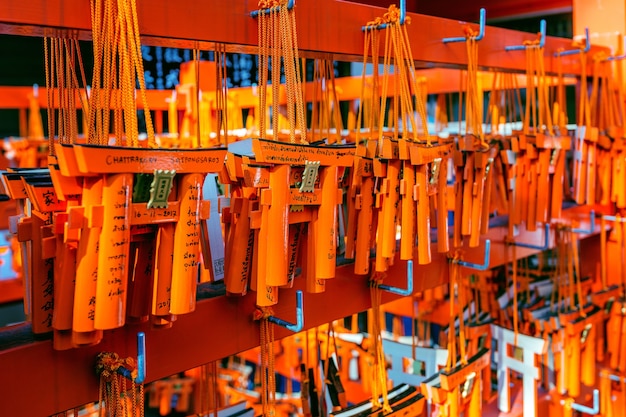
[96, 352, 137, 381]
[383, 5, 400, 24]
[253, 306, 275, 321]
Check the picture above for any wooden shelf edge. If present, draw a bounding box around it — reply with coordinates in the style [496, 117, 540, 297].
[0, 204, 604, 416]
[0, 251, 446, 417]
[0, 277, 22, 304]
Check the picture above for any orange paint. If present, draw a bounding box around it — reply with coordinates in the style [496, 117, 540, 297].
[52, 212, 76, 336]
[313, 166, 338, 279]
[71, 176, 103, 345]
[436, 158, 450, 253]
[379, 160, 400, 260]
[224, 194, 254, 295]
[469, 153, 488, 248]
[95, 173, 132, 330]
[255, 188, 278, 306]
[461, 153, 474, 237]
[152, 222, 175, 319]
[400, 163, 416, 260]
[17, 210, 54, 335]
[251, 138, 355, 167]
[264, 165, 289, 287]
[72, 143, 226, 174]
[415, 164, 431, 264]
[127, 237, 156, 322]
[354, 175, 374, 275]
[550, 149, 565, 220]
[169, 173, 204, 314]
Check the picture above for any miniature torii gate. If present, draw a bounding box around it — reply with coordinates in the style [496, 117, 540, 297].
[492, 324, 547, 416]
[383, 339, 448, 387]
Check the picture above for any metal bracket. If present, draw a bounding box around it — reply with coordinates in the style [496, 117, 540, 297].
[560, 389, 599, 415]
[453, 239, 492, 271]
[267, 290, 304, 332]
[507, 223, 550, 250]
[250, 0, 295, 17]
[600, 213, 626, 222]
[375, 260, 414, 296]
[147, 169, 176, 209]
[505, 19, 546, 51]
[571, 210, 596, 234]
[362, 0, 406, 30]
[556, 27, 590, 56]
[442, 8, 486, 43]
[604, 370, 626, 383]
[607, 36, 626, 61]
[299, 161, 320, 192]
[116, 332, 146, 384]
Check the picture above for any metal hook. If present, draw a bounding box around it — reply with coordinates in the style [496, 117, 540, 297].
[560, 389, 599, 415]
[607, 36, 626, 60]
[442, 8, 486, 43]
[505, 19, 546, 51]
[556, 27, 591, 56]
[453, 239, 492, 271]
[571, 210, 596, 234]
[267, 290, 304, 332]
[362, 0, 406, 31]
[601, 213, 626, 222]
[398, 0, 406, 25]
[116, 332, 146, 384]
[508, 223, 550, 250]
[376, 260, 414, 296]
[250, 0, 295, 17]
[604, 370, 626, 383]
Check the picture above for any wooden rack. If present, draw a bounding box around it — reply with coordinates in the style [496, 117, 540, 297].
[0, 0, 607, 74]
[0, 206, 602, 416]
[0, 1, 611, 416]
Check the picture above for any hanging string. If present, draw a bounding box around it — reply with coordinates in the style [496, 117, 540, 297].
[620, 216, 626, 296]
[258, 4, 268, 139]
[465, 29, 484, 147]
[215, 43, 229, 146]
[579, 48, 592, 129]
[279, 0, 306, 143]
[377, 24, 392, 145]
[535, 42, 554, 136]
[354, 27, 372, 146]
[44, 36, 90, 151]
[352, 17, 379, 235]
[371, 7, 429, 145]
[369, 278, 393, 414]
[193, 47, 201, 148]
[446, 256, 458, 371]
[126, 0, 154, 146]
[524, 43, 536, 135]
[212, 361, 220, 417]
[254, 1, 308, 142]
[456, 262, 468, 366]
[44, 37, 56, 153]
[89, 0, 154, 148]
[511, 244, 519, 344]
[96, 352, 144, 417]
[271, 5, 280, 141]
[255, 307, 276, 417]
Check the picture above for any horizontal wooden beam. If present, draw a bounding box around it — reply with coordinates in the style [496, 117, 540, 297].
[0, 0, 608, 75]
[0, 70, 577, 111]
[417, 0, 572, 21]
[0, 251, 445, 417]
